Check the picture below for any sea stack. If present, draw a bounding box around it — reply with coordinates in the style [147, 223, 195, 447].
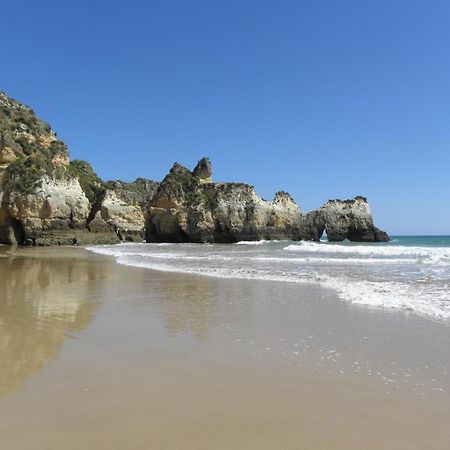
[299, 196, 389, 242]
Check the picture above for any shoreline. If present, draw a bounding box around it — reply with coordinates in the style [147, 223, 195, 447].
[85, 240, 450, 322]
[1, 246, 449, 449]
[5, 242, 449, 323]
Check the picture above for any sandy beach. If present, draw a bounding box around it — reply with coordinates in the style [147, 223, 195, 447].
[0, 246, 449, 449]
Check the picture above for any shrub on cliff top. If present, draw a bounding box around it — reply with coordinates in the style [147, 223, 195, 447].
[158, 163, 209, 207]
[0, 91, 68, 161]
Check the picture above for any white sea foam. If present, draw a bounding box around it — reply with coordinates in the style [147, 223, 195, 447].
[284, 241, 450, 265]
[316, 275, 450, 320]
[86, 240, 450, 320]
[235, 240, 272, 245]
[88, 246, 411, 266]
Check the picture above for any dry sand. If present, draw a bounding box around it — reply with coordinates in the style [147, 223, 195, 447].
[0, 246, 449, 449]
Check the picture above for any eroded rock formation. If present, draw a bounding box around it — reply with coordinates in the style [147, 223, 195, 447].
[299, 196, 389, 242]
[0, 92, 389, 245]
[192, 157, 212, 182]
[146, 158, 302, 242]
[0, 92, 158, 245]
[87, 178, 159, 243]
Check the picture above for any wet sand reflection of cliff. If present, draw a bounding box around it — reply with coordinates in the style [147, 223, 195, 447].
[0, 253, 104, 398]
[146, 272, 257, 342]
[150, 274, 216, 341]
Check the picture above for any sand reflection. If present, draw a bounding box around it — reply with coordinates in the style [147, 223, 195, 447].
[146, 272, 257, 342]
[148, 274, 215, 340]
[0, 251, 103, 397]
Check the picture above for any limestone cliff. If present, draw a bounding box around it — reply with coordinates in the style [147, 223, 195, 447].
[0, 92, 158, 245]
[146, 159, 388, 243]
[0, 91, 87, 244]
[146, 158, 302, 242]
[299, 196, 389, 242]
[0, 91, 388, 245]
[88, 178, 158, 242]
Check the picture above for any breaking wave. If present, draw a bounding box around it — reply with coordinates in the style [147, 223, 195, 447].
[87, 238, 450, 320]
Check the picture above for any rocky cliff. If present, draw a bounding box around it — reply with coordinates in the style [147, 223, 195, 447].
[87, 178, 159, 242]
[0, 92, 388, 245]
[299, 196, 389, 242]
[0, 92, 157, 245]
[146, 158, 302, 243]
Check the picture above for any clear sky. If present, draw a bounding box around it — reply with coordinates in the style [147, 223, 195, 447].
[1, 0, 449, 235]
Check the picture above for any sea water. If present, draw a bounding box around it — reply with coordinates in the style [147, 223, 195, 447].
[87, 236, 450, 320]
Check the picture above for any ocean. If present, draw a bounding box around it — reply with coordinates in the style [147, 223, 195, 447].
[87, 236, 450, 321]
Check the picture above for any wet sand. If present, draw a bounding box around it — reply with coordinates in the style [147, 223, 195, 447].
[0, 246, 449, 449]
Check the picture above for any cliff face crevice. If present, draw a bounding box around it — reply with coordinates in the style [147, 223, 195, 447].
[0, 92, 389, 245]
[0, 207, 26, 245]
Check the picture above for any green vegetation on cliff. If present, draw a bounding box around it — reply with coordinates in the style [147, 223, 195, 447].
[68, 160, 103, 203]
[103, 178, 159, 206]
[0, 92, 68, 160]
[4, 155, 52, 194]
[4, 154, 70, 195]
[3, 155, 103, 199]
[158, 163, 209, 207]
[0, 92, 72, 194]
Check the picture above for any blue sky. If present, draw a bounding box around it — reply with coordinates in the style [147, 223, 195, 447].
[1, 0, 449, 234]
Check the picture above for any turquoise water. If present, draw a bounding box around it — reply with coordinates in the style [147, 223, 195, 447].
[320, 236, 450, 247]
[389, 236, 450, 247]
[88, 236, 450, 321]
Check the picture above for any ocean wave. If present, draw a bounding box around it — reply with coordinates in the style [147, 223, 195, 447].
[86, 243, 450, 320]
[87, 246, 410, 265]
[316, 275, 450, 319]
[283, 241, 450, 265]
[235, 240, 272, 245]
